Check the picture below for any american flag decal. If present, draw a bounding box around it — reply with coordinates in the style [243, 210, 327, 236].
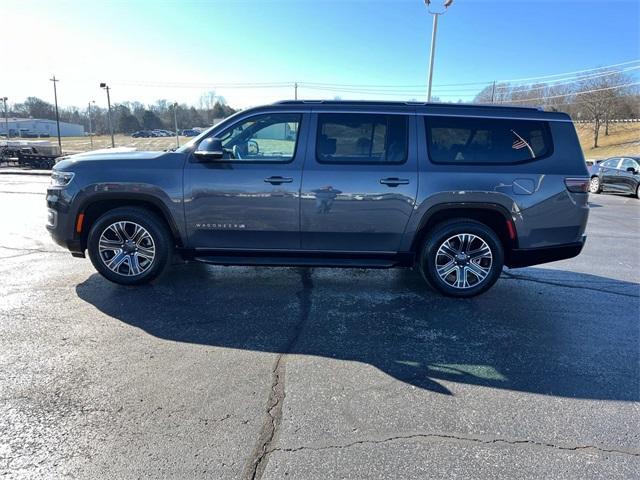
[511, 129, 535, 157]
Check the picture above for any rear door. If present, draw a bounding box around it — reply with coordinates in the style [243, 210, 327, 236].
[184, 111, 308, 250]
[600, 158, 621, 191]
[300, 110, 418, 252]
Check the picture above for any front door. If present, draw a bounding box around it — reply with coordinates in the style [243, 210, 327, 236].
[184, 112, 308, 250]
[300, 111, 418, 252]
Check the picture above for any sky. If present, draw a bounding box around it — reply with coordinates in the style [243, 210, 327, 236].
[2, 0, 639, 110]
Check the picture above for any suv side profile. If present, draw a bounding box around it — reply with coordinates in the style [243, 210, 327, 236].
[47, 101, 589, 297]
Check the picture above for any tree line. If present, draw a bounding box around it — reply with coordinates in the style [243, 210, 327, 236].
[473, 69, 640, 148]
[5, 91, 237, 135]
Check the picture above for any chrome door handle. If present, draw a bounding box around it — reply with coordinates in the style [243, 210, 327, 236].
[380, 177, 409, 187]
[264, 176, 293, 185]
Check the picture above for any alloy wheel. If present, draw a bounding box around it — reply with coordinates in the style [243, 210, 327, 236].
[589, 177, 600, 193]
[98, 221, 156, 276]
[435, 233, 493, 290]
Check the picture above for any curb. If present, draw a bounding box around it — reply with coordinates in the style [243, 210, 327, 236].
[0, 169, 51, 176]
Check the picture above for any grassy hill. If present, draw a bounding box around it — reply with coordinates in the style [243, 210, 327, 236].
[576, 122, 640, 159]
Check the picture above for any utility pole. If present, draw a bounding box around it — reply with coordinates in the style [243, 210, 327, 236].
[490, 80, 496, 103]
[87, 101, 95, 149]
[100, 83, 115, 148]
[50, 76, 62, 152]
[1, 97, 8, 139]
[172, 102, 179, 148]
[294, 82, 298, 100]
[424, 0, 453, 102]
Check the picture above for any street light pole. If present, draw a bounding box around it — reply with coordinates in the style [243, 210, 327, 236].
[100, 83, 115, 148]
[424, 0, 453, 102]
[50, 76, 62, 152]
[87, 101, 95, 149]
[172, 102, 179, 148]
[1, 97, 8, 139]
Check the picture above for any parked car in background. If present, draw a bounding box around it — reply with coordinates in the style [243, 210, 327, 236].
[46, 100, 589, 297]
[181, 129, 200, 137]
[131, 131, 151, 138]
[586, 159, 604, 178]
[590, 156, 640, 198]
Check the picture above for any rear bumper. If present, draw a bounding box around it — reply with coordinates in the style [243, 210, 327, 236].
[506, 236, 586, 268]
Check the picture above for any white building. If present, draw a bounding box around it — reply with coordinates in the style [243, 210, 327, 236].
[0, 118, 84, 137]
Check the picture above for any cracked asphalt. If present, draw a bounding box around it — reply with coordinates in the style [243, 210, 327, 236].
[1, 174, 639, 479]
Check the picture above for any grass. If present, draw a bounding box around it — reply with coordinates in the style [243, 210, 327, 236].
[576, 122, 640, 159]
[52, 134, 191, 153]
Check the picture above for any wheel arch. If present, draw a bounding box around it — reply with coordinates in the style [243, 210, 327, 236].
[409, 203, 516, 256]
[77, 194, 183, 250]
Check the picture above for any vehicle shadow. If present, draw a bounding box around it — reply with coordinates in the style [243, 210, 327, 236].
[75, 264, 640, 401]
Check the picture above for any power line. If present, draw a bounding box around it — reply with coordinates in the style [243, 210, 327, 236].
[497, 81, 640, 104]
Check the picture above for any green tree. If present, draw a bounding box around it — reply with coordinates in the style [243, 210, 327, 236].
[141, 110, 164, 130]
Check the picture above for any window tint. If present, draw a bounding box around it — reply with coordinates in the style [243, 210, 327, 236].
[425, 116, 552, 164]
[218, 113, 301, 162]
[316, 113, 408, 164]
[602, 159, 620, 168]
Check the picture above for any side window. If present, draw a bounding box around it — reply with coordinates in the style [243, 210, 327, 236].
[425, 116, 552, 164]
[316, 113, 408, 164]
[620, 158, 638, 171]
[602, 159, 620, 169]
[218, 113, 301, 162]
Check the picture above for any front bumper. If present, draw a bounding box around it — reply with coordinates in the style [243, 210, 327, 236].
[46, 188, 85, 257]
[505, 236, 586, 268]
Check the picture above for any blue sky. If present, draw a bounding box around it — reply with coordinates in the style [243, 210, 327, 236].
[3, 0, 639, 108]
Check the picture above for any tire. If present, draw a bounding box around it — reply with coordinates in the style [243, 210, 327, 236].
[418, 219, 504, 298]
[589, 176, 601, 194]
[635, 183, 640, 199]
[87, 207, 172, 285]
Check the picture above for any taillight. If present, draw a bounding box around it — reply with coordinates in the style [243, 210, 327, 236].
[564, 178, 589, 193]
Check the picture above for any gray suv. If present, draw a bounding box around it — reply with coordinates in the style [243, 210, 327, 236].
[47, 101, 589, 297]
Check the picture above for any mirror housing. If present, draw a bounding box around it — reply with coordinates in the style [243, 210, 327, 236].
[626, 167, 638, 174]
[194, 137, 224, 161]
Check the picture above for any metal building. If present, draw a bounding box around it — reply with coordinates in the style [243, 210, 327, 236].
[0, 118, 85, 138]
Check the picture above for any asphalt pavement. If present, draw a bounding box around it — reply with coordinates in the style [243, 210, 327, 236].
[0, 175, 638, 479]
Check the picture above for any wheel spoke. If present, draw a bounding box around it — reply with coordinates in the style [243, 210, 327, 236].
[106, 251, 128, 272]
[136, 245, 155, 260]
[467, 261, 489, 281]
[439, 242, 458, 259]
[129, 254, 142, 275]
[469, 245, 491, 260]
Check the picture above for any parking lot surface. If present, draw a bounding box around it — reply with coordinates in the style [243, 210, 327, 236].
[1, 175, 638, 479]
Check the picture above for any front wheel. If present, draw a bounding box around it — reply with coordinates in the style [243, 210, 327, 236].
[589, 176, 601, 194]
[87, 207, 172, 285]
[419, 220, 504, 297]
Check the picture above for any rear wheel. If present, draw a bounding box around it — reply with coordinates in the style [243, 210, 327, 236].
[87, 207, 172, 285]
[589, 176, 601, 194]
[419, 220, 504, 297]
[636, 183, 640, 199]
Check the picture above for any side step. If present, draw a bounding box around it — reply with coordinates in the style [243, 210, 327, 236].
[192, 255, 399, 269]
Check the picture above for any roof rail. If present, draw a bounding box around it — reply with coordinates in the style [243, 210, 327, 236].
[273, 99, 543, 111]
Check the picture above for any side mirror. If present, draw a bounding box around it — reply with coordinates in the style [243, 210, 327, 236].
[194, 137, 224, 161]
[626, 167, 638, 174]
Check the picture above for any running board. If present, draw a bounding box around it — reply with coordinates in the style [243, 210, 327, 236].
[192, 255, 400, 269]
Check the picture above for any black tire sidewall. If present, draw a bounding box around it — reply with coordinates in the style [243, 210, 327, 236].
[420, 220, 504, 298]
[87, 208, 171, 285]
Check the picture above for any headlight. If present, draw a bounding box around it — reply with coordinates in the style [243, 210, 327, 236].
[50, 171, 75, 187]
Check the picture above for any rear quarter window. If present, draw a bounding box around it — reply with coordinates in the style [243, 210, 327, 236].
[425, 116, 553, 165]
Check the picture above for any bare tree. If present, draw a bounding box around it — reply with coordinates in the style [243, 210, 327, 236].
[576, 69, 633, 148]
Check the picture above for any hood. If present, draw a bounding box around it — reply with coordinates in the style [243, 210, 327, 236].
[53, 148, 171, 172]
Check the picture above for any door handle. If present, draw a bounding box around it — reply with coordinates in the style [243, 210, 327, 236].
[380, 177, 409, 187]
[264, 176, 293, 185]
